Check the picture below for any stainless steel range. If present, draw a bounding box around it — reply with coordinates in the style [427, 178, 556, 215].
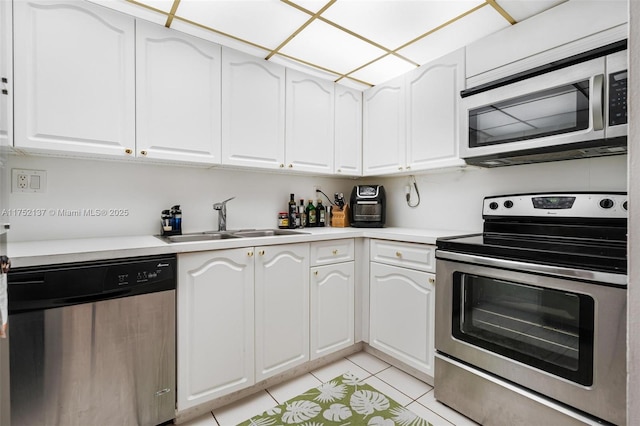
[435, 192, 627, 426]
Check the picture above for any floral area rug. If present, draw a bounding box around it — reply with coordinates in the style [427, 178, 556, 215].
[238, 372, 432, 426]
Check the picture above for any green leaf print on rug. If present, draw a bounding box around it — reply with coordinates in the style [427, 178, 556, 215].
[238, 372, 432, 426]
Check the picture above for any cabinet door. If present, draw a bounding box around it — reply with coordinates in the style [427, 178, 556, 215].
[136, 21, 221, 164]
[285, 69, 334, 174]
[310, 261, 355, 360]
[0, 0, 11, 150]
[334, 86, 362, 176]
[221, 47, 285, 170]
[14, 0, 135, 156]
[363, 75, 405, 175]
[177, 249, 255, 410]
[369, 262, 435, 376]
[255, 243, 309, 381]
[406, 49, 465, 171]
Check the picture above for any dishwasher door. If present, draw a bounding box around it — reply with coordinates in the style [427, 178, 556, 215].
[9, 289, 175, 426]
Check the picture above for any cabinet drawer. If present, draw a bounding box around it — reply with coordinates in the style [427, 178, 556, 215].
[310, 239, 355, 266]
[370, 239, 435, 272]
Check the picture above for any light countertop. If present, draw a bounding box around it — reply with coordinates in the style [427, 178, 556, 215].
[8, 226, 472, 268]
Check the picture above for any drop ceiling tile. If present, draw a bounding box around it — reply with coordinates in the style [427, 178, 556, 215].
[496, 0, 567, 23]
[286, 0, 335, 14]
[398, 5, 510, 66]
[175, 0, 311, 49]
[279, 19, 387, 75]
[321, 0, 485, 50]
[348, 54, 417, 86]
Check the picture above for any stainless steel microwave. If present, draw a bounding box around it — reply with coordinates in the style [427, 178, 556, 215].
[460, 42, 627, 167]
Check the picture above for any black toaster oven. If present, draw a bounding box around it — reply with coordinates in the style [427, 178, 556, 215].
[350, 185, 385, 228]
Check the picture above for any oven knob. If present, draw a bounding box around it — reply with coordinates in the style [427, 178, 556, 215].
[599, 198, 614, 209]
[489, 202, 499, 210]
[623, 201, 628, 211]
[503, 200, 514, 209]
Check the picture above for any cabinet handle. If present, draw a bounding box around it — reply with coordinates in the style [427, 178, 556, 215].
[140, 150, 147, 156]
[429, 277, 435, 285]
[259, 250, 265, 256]
[396, 251, 402, 257]
[332, 249, 338, 255]
[248, 251, 254, 257]
[125, 149, 133, 155]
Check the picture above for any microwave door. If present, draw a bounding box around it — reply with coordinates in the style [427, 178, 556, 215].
[460, 57, 606, 159]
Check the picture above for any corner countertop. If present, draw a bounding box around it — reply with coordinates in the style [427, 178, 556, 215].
[7, 226, 472, 268]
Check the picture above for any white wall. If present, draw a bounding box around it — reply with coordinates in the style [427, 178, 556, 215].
[6, 155, 357, 242]
[378, 155, 628, 232]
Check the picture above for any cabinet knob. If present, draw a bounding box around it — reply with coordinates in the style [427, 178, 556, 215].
[398, 167, 403, 171]
[248, 251, 254, 257]
[314, 271, 318, 276]
[396, 251, 402, 257]
[406, 166, 411, 170]
[125, 149, 133, 155]
[140, 150, 147, 156]
[337, 169, 342, 173]
[288, 164, 293, 168]
[259, 250, 265, 256]
[429, 277, 435, 285]
[280, 164, 285, 168]
[332, 249, 338, 255]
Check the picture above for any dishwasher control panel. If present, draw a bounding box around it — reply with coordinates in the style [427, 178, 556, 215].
[105, 257, 176, 291]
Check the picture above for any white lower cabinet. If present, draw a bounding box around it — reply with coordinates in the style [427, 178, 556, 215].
[177, 248, 255, 410]
[178, 243, 310, 409]
[310, 261, 355, 360]
[255, 243, 310, 381]
[369, 240, 436, 376]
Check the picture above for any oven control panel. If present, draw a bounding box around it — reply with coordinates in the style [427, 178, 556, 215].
[483, 193, 628, 218]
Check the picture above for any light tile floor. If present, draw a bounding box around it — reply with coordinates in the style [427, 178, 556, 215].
[181, 351, 479, 426]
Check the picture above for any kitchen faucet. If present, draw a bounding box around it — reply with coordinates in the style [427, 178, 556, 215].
[213, 197, 235, 231]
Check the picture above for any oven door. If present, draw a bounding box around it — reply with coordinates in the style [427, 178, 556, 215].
[460, 57, 606, 161]
[435, 253, 626, 425]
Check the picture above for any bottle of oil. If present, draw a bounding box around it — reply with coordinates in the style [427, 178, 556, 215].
[306, 199, 317, 227]
[288, 194, 298, 229]
[299, 199, 306, 229]
[317, 199, 325, 227]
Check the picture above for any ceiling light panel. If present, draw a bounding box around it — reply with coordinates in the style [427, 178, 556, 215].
[320, 0, 485, 50]
[279, 19, 387, 75]
[496, 0, 567, 23]
[348, 54, 417, 85]
[128, 0, 175, 13]
[175, 0, 311, 49]
[398, 4, 510, 66]
[286, 0, 335, 14]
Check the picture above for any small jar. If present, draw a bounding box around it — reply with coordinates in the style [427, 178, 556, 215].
[278, 212, 289, 229]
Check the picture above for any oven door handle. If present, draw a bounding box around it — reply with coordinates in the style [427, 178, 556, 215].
[436, 250, 627, 286]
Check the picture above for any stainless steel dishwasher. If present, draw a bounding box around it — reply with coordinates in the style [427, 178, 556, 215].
[7, 255, 176, 426]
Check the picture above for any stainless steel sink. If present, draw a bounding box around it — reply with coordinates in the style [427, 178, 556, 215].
[231, 229, 308, 238]
[158, 232, 240, 243]
[158, 229, 308, 243]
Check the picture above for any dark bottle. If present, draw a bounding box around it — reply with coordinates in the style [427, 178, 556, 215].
[317, 199, 325, 227]
[288, 194, 298, 229]
[306, 199, 317, 227]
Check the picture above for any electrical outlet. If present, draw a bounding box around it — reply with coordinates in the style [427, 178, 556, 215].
[314, 185, 322, 195]
[12, 169, 47, 193]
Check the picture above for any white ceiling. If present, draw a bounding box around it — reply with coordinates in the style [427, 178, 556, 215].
[93, 0, 568, 89]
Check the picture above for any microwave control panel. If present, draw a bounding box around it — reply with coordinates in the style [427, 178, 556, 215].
[609, 70, 627, 126]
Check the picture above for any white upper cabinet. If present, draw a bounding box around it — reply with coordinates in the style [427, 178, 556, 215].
[221, 47, 286, 170]
[334, 85, 362, 176]
[13, 0, 135, 156]
[285, 69, 334, 174]
[136, 20, 221, 164]
[0, 0, 12, 150]
[406, 48, 464, 170]
[362, 74, 405, 175]
[363, 49, 465, 176]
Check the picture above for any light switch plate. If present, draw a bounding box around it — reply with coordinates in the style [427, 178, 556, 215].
[12, 169, 47, 193]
